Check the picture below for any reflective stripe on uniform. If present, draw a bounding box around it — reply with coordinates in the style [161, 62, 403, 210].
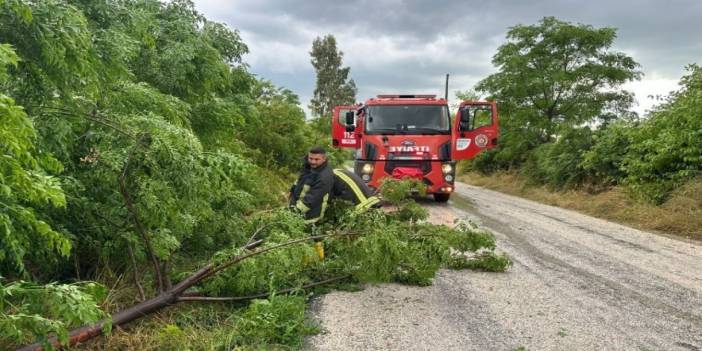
[334, 169, 380, 212]
[354, 195, 381, 212]
[299, 184, 311, 200]
[320, 193, 329, 218]
[333, 169, 368, 203]
[304, 193, 329, 224]
[296, 184, 312, 213]
[296, 201, 310, 213]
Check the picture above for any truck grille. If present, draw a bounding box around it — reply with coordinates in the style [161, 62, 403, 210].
[384, 160, 431, 176]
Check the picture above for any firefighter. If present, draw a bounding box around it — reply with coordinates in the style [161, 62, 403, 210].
[289, 147, 333, 259]
[331, 168, 381, 212]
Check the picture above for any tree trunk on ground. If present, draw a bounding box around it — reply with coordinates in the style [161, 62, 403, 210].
[17, 233, 353, 351]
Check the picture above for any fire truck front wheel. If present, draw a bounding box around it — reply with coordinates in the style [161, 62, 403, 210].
[433, 193, 451, 203]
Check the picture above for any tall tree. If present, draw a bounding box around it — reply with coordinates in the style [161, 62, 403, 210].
[309, 34, 356, 130]
[475, 17, 641, 167]
[0, 44, 69, 277]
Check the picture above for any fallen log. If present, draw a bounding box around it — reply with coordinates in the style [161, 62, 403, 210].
[17, 234, 353, 351]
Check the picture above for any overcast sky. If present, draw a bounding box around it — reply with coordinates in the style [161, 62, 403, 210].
[193, 0, 701, 117]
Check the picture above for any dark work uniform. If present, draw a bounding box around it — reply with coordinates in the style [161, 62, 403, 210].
[331, 169, 381, 210]
[289, 160, 333, 224]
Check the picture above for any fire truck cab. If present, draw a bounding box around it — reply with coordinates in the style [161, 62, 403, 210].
[332, 94, 499, 202]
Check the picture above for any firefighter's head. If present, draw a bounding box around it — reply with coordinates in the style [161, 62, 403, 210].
[307, 146, 327, 169]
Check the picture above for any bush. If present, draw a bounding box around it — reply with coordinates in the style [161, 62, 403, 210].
[0, 279, 109, 350]
[521, 127, 595, 190]
[622, 65, 702, 204]
[464, 148, 502, 174]
[581, 122, 632, 187]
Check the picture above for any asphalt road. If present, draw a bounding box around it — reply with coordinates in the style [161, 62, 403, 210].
[306, 181, 702, 351]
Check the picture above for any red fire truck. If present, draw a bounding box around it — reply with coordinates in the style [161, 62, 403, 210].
[332, 94, 499, 202]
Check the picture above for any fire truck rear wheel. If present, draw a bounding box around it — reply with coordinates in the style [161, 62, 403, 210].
[433, 193, 451, 203]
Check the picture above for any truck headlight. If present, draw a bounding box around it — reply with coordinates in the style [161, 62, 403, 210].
[362, 163, 374, 174]
[441, 163, 453, 174]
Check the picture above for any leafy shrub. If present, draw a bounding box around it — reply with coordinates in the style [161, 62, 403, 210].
[521, 127, 595, 190]
[621, 65, 702, 204]
[581, 121, 633, 187]
[0, 279, 109, 350]
[464, 148, 502, 174]
[0, 46, 69, 276]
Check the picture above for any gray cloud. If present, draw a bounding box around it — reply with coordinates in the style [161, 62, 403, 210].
[194, 0, 702, 115]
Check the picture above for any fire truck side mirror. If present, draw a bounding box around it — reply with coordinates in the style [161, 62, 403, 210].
[345, 111, 355, 132]
[459, 108, 471, 131]
[345, 111, 354, 126]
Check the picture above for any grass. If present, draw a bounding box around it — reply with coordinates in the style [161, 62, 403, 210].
[459, 172, 702, 241]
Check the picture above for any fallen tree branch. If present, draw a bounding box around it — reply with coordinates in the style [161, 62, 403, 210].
[176, 275, 351, 303]
[245, 223, 270, 247]
[17, 233, 357, 351]
[204, 233, 337, 281]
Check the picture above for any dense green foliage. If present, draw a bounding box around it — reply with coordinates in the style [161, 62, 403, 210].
[0, 45, 70, 275]
[621, 65, 702, 203]
[466, 16, 700, 205]
[474, 16, 640, 171]
[325, 211, 511, 285]
[1, 1, 512, 349]
[0, 279, 109, 349]
[201, 203, 510, 295]
[521, 127, 596, 189]
[0, 0, 330, 347]
[129, 295, 318, 351]
[498, 64, 702, 203]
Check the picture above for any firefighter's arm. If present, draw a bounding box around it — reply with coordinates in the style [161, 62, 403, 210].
[297, 174, 331, 213]
[294, 187, 311, 214]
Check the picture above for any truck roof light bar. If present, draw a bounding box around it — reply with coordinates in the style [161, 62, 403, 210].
[376, 94, 437, 99]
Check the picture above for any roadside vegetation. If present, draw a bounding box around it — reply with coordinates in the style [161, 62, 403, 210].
[459, 172, 702, 240]
[0, 1, 508, 349]
[459, 17, 702, 241]
[3, 0, 696, 348]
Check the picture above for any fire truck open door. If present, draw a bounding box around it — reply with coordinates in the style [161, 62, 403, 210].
[331, 105, 359, 149]
[451, 101, 500, 160]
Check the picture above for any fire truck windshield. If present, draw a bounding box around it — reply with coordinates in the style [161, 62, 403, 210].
[365, 105, 450, 134]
